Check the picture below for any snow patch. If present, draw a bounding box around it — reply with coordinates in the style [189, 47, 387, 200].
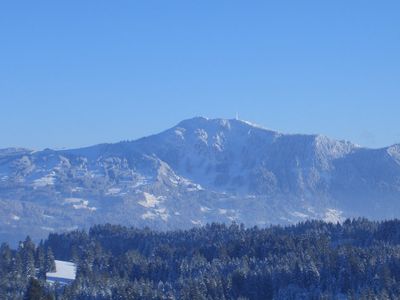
[64, 198, 96, 211]
[33, 174, 55, 187]
[46, 260, 76, 284]
[154, 207, 169, 221]
[64, 198, 83, 204]
[239, 119, 268, 130]
[191, 220, 202, 225]
[388, 145, 400, 163]
[11, 214, 20, 221]
[43, 214, 54, 219]
[219, 119, 231, 129]
[106, 187, 121, 195]
[200, 206, 212, 212]
[213, 133, 225, 152]
[196, 129, 208, 144]
[175, 127, 186, 139]
[141, 211, 156, 220]
[290, 211, 309, 219]
[130, 177, 148, 188]
[138, 192, 161, 208]
[323, 209, 344, 223]
[41, 226, 55, 232]
[218, 209, 227, 215]
[73, 203, 96, 211]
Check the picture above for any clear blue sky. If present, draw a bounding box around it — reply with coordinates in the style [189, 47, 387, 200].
[1, 1, 399, 150]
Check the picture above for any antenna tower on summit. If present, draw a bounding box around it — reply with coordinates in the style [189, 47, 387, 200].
[236, 112, 239, 120]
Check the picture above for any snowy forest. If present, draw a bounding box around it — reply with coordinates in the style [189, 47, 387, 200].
[2, 219, 400, 299]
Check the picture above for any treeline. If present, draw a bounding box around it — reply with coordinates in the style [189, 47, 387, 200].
[2, 218, 400, 299]
[0, 237, 55, 299]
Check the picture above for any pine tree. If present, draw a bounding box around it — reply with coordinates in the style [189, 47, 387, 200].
[24, 278, 43, 300]
[45, 248, 56, 272]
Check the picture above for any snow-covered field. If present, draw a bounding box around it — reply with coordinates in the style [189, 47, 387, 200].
[46, 260, 76, 285]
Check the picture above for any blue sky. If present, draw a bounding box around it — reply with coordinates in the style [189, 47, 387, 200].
[1, 1, 399, 150]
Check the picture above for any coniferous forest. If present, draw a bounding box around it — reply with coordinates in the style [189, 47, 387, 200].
[3, 219, 400, 299]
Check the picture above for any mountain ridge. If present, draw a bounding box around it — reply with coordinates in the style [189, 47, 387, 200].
[4, 117, 396, 153]
[1, 117, 400, 245]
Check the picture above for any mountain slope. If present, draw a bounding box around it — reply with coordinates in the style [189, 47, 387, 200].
[1, 117, 399, 244]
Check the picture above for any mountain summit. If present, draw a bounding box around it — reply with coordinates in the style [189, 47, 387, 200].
[1, 117, 399, 244]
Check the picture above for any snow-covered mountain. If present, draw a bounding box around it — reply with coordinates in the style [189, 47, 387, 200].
[1, 117, 400, 244]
